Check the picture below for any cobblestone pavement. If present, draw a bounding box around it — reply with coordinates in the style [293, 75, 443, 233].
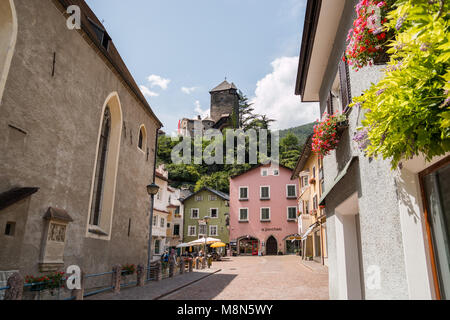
[162, 256, 329, 300]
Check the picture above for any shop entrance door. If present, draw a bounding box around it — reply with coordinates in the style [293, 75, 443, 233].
[252, 241, 259, 255]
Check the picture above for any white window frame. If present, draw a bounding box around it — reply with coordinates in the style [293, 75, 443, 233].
[260, 186, 270, 200]
[261, 169, 268, 177]
[209, 225, 218, 236]
[239, 208, 249, 222]
[188, 225, 196, 236]
[191, 208, 200, 219]
[287, 207, 297, 221]
[198, 224, 208, 236]
[273, 169, 279, 176]
[160, 217, 165, 228]
[195, 196, 203, 201]
[286, 184, 297, 198]
[260, 207, 271, 221]
[154, 239, 161, 255]
[210, 208, 219, 219]
[209, 195, 217, 201]
[239, 186, 249, 200]
[153, 215, 158, 226]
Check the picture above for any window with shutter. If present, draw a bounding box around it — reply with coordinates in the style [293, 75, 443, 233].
[339, 58, 352, 111]
[326, 91, 334, 116]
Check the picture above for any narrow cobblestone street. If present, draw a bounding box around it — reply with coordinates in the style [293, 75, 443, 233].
[162, 256, 329, 300]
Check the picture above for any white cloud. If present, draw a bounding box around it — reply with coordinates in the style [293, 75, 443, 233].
[181, 86, 199, 95]
[147, 74, 171, 90]
[194, 100, 209, 119]
[250, 56, 319, 131]
[139, 85, 159, 97]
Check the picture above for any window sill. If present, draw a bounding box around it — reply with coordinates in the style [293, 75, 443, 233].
[88, 225, 109, 237]
[287, 196, 297, 200]
[260, 220, 271, 223]
[239, 220, 249, 223]
[239, 199, 249, 201]
[260, 198, 270, 201]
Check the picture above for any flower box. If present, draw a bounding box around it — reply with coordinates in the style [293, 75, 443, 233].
[345, 0, 394, 70]
[312, 112, 348, 158]
[121, 264, 136, 276]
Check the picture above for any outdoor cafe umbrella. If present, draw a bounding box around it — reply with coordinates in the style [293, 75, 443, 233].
[176, 243, 192, 248]
[187, 237, 221, 246]
[210, 242, 226, 248]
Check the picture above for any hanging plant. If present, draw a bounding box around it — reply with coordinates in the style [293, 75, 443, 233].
[353, 126, 371, 152]
[351, 0, 450, 168]
[312, 112, 347, 158]
[345, 0, 395, 70]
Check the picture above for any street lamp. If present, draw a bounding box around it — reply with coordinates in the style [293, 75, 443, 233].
[200, 216, 211, 258]
[146, 182, 160, 280]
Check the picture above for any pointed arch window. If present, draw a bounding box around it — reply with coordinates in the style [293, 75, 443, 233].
[138, 125, 147, 152]
[90, 107, 111, 226]
[0, 0, 18, 104]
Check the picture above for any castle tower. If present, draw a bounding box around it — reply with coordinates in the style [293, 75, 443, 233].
[209, 80, 240, 127]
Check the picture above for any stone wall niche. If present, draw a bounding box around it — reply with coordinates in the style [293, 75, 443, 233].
[39, 207, 73, 272]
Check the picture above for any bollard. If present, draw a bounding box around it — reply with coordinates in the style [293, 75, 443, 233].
[4, 273, 23, 300]
[154, 261, 162, 281]
[72, 271, 85, 300]
[180, 259, 185, 274]
[136, 264, 145, 287]
[188, 259, 193, 272]
[112, 265, 121, 294]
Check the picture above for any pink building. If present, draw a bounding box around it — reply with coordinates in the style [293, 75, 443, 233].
[229, 164, 300, 256]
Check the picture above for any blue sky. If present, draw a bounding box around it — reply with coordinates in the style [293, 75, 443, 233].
[86, 0, 319, 134]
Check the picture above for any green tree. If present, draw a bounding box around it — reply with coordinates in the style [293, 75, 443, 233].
[280, 132, 302, 169]
[194, 171, 230, 194]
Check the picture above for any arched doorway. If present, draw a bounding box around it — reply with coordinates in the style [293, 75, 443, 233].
[266, 236, 278, 255]
[0, 0, 18, 104]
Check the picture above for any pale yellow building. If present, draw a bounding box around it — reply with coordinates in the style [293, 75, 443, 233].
[291, 135, 328, 266]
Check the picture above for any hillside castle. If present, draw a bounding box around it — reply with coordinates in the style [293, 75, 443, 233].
[179, 80, 240, 137]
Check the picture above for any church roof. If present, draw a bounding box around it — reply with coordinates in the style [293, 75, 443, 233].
[55, 0, 162, 128]
[210, 80, 238, 93]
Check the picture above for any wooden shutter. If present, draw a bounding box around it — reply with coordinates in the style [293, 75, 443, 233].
[326, 91, 334, 115]
[339, 58, 352, 111]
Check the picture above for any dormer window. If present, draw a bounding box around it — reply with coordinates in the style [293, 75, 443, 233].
[88, 18, 111, 51]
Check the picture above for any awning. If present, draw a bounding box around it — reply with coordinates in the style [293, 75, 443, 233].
[301, 222, 319, 240]
[319, 157, 358, 205]
[0, 187, 39, 211]
[299, 186, 311, 201]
